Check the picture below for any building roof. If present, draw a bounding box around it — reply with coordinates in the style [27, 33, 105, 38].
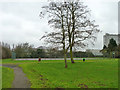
[104, 33, 120, 36]
[86, 49, 103, 56]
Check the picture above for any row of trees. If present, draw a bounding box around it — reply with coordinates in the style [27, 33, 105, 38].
[1, 38, 119, 59]
[0, 42, 11, 59]
[40, 0, 100, 68]
[14, 43, 95, 58]
[0, 42, 94, 59]
[14, 43, 63, 58]
[14, 43, 33, 58]
[0, 42, 46, 58]
[1, 42, 35, 59]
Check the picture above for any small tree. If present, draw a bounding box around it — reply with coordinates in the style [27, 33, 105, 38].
[101, 38, 118, 58]
[108, 38, 117, 52]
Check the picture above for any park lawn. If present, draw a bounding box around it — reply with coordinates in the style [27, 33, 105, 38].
[1, 59, 38, 64]
[19, 59, 118, 88]
[1, 66, 14, 88]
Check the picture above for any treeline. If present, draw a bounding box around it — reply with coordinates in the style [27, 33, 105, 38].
[14, 43, 33, 58]
[1, 42, 94, 59]
[1, 39, 120, 59]
[0, 42, 11, 59]
[13, 43, 94, 58]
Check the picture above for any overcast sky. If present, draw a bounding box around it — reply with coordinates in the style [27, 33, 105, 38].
[0, 0, 119, 50]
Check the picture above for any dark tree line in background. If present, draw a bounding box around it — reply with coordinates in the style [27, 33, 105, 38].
[13, 42, 94, 58]
[12, 43, 46, 58]
[0, 42, 94, 59]
[1, 39, 120, 59]
[0, 42, 11, 59]
[14, 43, 33, 58]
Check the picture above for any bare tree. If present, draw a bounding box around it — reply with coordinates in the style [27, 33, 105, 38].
[40, 2, 70, 68]
[40, 1, 100, 67]
[64, 1, 100, 63]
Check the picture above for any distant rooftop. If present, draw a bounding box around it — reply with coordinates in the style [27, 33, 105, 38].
[104, 33, 120, 36]
[86, 49, 103, 56]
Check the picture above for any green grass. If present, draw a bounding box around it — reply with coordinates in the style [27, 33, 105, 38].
[0, 66, 2, 89]
[1, 58, 118, 88]
[1, 66, 14, 88]
[1, 59, 38, 64]
[18, 59, 118, 88]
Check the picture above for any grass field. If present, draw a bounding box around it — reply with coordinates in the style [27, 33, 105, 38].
[1, 59, 118, 88]
[20, 59, 118, 88]
[0, 66, 1, 89]
[1, 66, 14, 88]
[1, 59, 38, 64]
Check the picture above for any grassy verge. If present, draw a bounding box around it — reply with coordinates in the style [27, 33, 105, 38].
[1, 59, 38, 64]
[19, 59, 118, 88]
[2, 66, 14, 88]
[0, 66, 1, 89]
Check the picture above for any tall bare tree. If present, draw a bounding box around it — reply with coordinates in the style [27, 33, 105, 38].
[40, 2, 70, 68]
[40, 1, 100, 67]
[64, 1, 100, 63]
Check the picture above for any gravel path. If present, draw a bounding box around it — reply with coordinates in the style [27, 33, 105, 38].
[2, 64, 31, 88]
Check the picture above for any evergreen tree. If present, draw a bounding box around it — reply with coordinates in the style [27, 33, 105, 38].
[108, 38, 117, 52]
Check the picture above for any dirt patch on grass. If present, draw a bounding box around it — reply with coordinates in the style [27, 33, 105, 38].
[39, 74, 43, 77]
[78, 83, 88, 88]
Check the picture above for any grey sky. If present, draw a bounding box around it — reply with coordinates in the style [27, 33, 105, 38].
[0, 0, 119, 50]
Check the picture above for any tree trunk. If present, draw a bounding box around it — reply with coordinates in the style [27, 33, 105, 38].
[70, 46, 75, 63]
[64, 53, 67, 68]
[70, 4, 75, 63]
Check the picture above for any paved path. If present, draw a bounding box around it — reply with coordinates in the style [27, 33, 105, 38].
[2, 64, 31, 88]
[15, 58, 103, 60]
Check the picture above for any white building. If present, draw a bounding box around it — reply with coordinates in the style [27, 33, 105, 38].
[103, 33, 120, 47]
